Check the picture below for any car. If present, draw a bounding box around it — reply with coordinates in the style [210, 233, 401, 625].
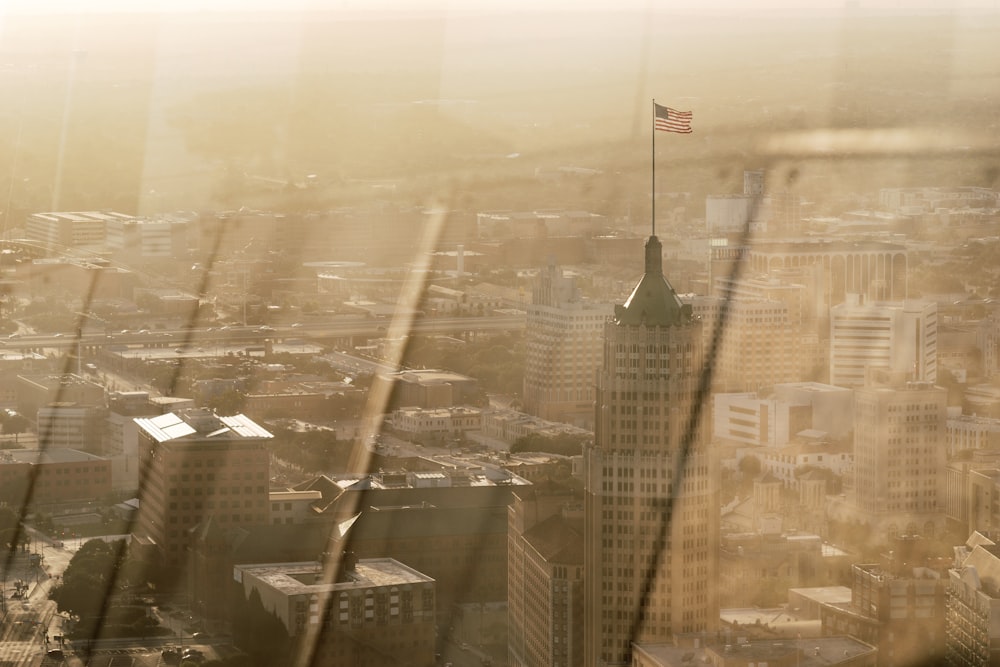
[161, 648, 181, 664]
[257, 325, 275, 332]
[191, 631, 206, 640]
[181, 649, 204, 663]
[45, 649, 64, 661]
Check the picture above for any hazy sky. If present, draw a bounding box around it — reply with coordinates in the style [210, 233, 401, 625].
[0, 0, 994, 14]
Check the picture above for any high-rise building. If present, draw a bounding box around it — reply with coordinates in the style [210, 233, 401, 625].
[945, 532, 1000, 666]
[508, 483, 584, 667]
[522, 261, 612, 428]
[688, 295, 802, 392]
[852, 373, 947, 537]
[133, 409, 272, 570]
[584, 236, 719, 666]
[830, 297, 937, 388]
[747, 240, 908, 306]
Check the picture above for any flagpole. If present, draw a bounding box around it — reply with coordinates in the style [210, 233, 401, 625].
[651, 99, 656, 237]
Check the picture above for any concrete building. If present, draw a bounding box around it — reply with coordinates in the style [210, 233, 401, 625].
[719, 532, 852, 608]
[25, 210, 131, 252]
[584, 236, 719, 666]
[830, 297, 937, 388]
[689, 295, 803, 392]
[480, 407, 592, 447]
[632, 636, 876, 667]
[747, 240, 908, 307]
[508, 483, 585, 667]
[105, 214, 189, 259]
[713, 393, 812, 448]
[705, 194, 755, 235]
[852, 373, 948, 538]
[0, 447, 111, 505]
[945, 532, 1000, 666]
[713, 268, 826, 335]
[36, 402, 105, 454]
[133, 409, 273, 570]
[383, 369, 480, 410]
[234, 558, 436, 667]
[820, 553, 948, 667]
[294, 469, 527, 610]
[942, 450, 1000, 536]
[522, 261, 612, 428]
[713, 383, 853, 448]
[390, 405, 482, 444]
[948, 412, 1000, 457]
[269, 490, 323, 525]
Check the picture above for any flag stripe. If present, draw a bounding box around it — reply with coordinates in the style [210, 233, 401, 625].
[653, 103, 693, 134]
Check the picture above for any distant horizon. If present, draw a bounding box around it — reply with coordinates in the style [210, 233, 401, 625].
[1, 0, 998, 17]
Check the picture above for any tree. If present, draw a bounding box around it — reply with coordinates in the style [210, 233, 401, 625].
[511, 432, 590, 457]
[0, 504, 20, 552]
[49, 538, 158, 638]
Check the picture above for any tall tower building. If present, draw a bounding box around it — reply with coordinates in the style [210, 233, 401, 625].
[522, 261, 612, 428]
[584, 236, 719, 666]
[853, 372, 947, 537]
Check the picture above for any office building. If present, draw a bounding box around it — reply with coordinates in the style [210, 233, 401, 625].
[945, 532, 1000, 666]
[747, 240, 907, 306]
[508, 483, 585, 667]
[689, 295, 802, 392]
[105, 213, 190, 259]
[522, 261, 612, 428]
[0, 448, 111, 506]
[36, 402, 106, 454]
[234, 558, 436, 667]
[821, 553, 948, 667]
[852, 373, 948, 537]
[830, 297, 937, 388]
[25, 211, 129, 252]
[133, 409, 272, 569]
[713, 382, 853, 447]
[633, 636, 876, 667]
[584, 235, 719, 666]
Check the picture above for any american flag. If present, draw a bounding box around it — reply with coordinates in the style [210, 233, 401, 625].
[654, 103, 693, 134]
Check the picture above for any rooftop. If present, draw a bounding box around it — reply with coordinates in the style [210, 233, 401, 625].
[236, 558, 433, 596]
[1, 448, 107, 465]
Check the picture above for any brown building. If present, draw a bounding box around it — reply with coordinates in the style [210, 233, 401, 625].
[133, 409, 272, 570]
[584, 235, 720, 666]
[0, 448, 111, 506]
[235, 558, 436, 667]
[297, 472, 517, 610]
[821, 548, 948, 667]
[508, 483, 585, 667]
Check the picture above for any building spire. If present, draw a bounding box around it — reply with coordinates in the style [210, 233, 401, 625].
[614, 235, 692, 327]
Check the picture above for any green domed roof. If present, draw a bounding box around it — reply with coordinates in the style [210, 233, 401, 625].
[614, 235, 693, 327]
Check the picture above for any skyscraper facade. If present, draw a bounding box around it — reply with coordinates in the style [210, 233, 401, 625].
[584, 236, 719, 666]
[830, 297, 938, 388]
[523, 261, 612, 428]
[853, 375, 947, 531]
[134, 409, 273, 570]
